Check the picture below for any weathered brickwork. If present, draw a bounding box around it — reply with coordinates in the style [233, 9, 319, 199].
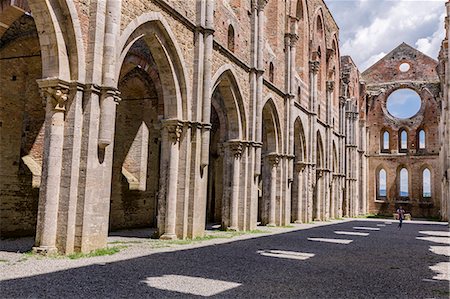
[0, 14, 43, 237]
[363, 43, 442, 218]
[0, 0, 447, 254]
[437, 2, 450, 221]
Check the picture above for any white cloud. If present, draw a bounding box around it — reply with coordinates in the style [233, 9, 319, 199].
[360, 52, 386, 71]
[325, 0, 446, 70]
[415, 12, 446, 57]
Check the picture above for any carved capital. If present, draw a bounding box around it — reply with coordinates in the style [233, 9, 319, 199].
[309, 61, 320, 74]
[257, 0, 269, 11]
[101, 86, 121, 103]
[162, 119, 184, 143]
[326, 81, 335, 92]
[266, 153, 279, 167]
[38, 79, 71, 112]
[227, 140, 243, 158]
[295, 161, 306, 172]
[285, 33, 299, 47]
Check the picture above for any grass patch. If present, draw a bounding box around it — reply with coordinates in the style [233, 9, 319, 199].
[432, 289, 450, 297]
[67, 246, 125, 260]
[108, 240, 143, 245]
[274, 225, 295, 228]
[0, 259, 8, 263]
[144, 229, 269, 249]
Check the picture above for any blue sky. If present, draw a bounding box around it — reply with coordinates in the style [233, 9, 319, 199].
[386, 89, 421, 119]
[325, 0, 447, 71]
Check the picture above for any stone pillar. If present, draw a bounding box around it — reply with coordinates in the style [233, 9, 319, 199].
[315, 169, 323, 221]
[227, 140, 243, 230]
[160, 119, 183, 240]
[34, 79, 70, 254]
[294, 162, 306, 223]
[309, 61, 319, 222]
[255, 0, 268, 176]
[200, 0, 214, 169]
[326, 81, 334, 125]
[306, 164, 314, 222]
[267, 153, 279, 226]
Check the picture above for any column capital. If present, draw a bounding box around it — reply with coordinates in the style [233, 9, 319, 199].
[284, 33, 299, 47]
[266, 153, 280, 167]
[326, 81, 335, 92]
[255, 0, 269, 11]
[309, 61, 320, 74]
[227, 140, 244, 158]
[101, 86, 121, 103]
[294, 161, 307, 172]
[162, 119, 184, 143]
[38, 78, 71, 111]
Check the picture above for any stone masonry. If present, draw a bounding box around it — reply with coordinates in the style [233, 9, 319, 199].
[0, 0, 448, 254]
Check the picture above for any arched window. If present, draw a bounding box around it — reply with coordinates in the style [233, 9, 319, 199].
[316, 16, 323, 39]
[400, 130, 407, 151]
[227, 24, 235, 52]
[378, 169, 387, 198]
[423, 168, 431, 198]
[418, 130, 425, 149]
[399, 168, 408, 197]
[382, 131, 390, 151]
[269, 62, 274, 82]
[296, 1, 303, 20]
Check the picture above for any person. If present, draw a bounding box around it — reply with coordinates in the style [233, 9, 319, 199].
[397, 206, 405, 229]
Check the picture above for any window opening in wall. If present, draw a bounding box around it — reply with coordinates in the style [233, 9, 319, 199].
[269, 62, 274, 83]
[386, 88, 421, 119]
[400, 130, 407, 151]
[419, 130, 425, 149]
[399, 62, 410, 72]
[423, 168, 431, 198]
[227, 24, 235, 53]
[399, 168, 408, 197]
[378, 169, 387, 198]
[382, 131, 389, 151]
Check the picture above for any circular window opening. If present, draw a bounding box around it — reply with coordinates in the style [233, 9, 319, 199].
[399, 62, 410, 72]
[386, 88, 421, 119]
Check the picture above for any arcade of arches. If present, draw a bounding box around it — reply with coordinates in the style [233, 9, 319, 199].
[0, 0, 449, 254]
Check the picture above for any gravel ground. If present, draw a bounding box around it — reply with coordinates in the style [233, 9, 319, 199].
[0, 219, 449, 298]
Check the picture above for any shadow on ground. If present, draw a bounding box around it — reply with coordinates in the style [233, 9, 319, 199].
[1, 220, 448, 298]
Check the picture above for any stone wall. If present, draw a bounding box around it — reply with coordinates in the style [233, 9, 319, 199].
[0, 15, 43, 237]
[3, 0, 446, 256]
[363, 43, 442, 218]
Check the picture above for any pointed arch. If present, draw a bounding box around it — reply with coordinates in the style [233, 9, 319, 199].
[118, 13, 190, 120]
[294, 117, 307, 162]
[262, 97, 283, 154]
[399, 128, 408, 151]
[375, 165, 387, 199]
[292, 0, 309, 81]
[332, 141, 338, 173]
[398, 166, 409, 198]
[422, 168, 431, 198]
[210, 66, 247, 140]
[316, 131, 324, 168]
[0, 0, 80, 80]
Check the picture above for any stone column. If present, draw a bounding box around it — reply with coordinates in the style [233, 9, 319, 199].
[326, 81, 335, 125]
[267, 153, 279, 226]
[228, 140, 243, 230]
[200, 0, 214, 169]
[308, 61, 319, 222]
[255, 0, 268, 176]
[306, 164, 314, 222]
[294, 162, 306, 223]
[34, 79, 70, 254]
[160, 119, 183, 240]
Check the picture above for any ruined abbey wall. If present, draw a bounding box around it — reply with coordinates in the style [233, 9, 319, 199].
[0, 0, 447, 254]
